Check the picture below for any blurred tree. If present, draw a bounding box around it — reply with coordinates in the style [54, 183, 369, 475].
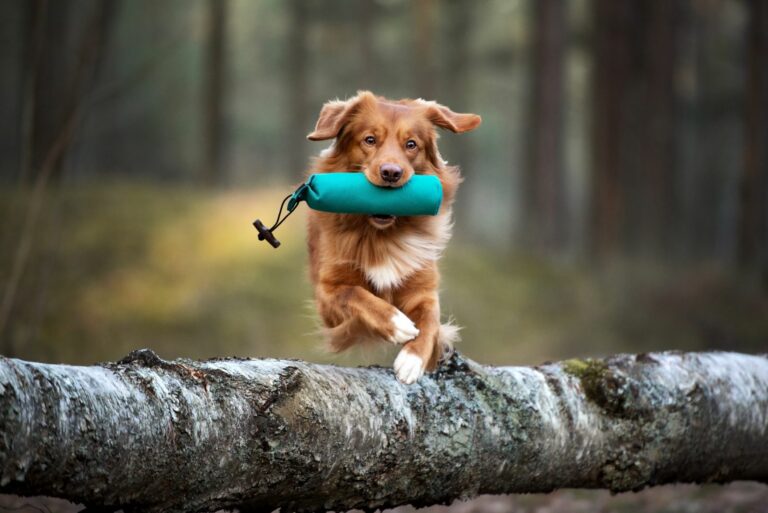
[0, 3, 23, 183]
[739, 0, 768, 287]
[286, 0, 309, 174]
[590, 0, 680, 258]
[526, 0, 566, 252]
[590, 0, 632, 257]
[202, 0, 229, 186]
[23, 0, 72, 184]
[90, 0, 198, 181]
[20, 0, 118, 184]
[412, 0, 437, 99]
[442, 0, 475, 171]
[18, 0, 47, 184]
[357, 0, 377, 90]
[680, 0, 745, 262]
[635, 1, 680, 256]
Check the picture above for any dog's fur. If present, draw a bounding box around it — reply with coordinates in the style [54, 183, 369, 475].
[305, 91, 481, 384]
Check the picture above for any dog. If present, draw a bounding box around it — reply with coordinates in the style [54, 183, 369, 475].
[305, 91, 481, 384]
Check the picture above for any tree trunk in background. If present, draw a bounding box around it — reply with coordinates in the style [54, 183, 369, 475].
[740, 0, 768, 288]
[1, 350, 767, 513]
[18, 0, 48, 185]
[357, 0, 376, 90]
[591, 0, 679, 259]
[286, 0, 309, 175]
[590, 0, 632, 257]
[637, 1, 679, 257]
[443, 0, 474, 172]
[201, 0, 228, 187]
[527, 0, 565, 252]
[412, 0, 436, 99]
[25, 0, 117, 183]
[682, 1, 742, 263]
[26, 0, 72, 184]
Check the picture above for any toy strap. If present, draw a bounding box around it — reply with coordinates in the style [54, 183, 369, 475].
[252, 182, 309, 248]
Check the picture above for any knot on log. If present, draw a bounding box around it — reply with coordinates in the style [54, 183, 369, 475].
[116, 348, 165, 367]
[434, 350, 486, 378]
[258, 365, 303, 413]
[111, 348, 210, 386]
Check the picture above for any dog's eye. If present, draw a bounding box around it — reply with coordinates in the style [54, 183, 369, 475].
[364, 135, 376, 146]
[405, 140, 418, 150]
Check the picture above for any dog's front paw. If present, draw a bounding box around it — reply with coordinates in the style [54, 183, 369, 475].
[388, 309, 419, 344]
[394, 348, 425, 384]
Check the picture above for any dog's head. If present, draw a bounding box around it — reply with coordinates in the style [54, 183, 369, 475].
[308, 91, 481, 229]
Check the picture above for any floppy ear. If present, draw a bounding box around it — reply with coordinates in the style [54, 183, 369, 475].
[424, 103, 482, 133]
[307, 101, 350, 141]
[307, 92, 376, 141]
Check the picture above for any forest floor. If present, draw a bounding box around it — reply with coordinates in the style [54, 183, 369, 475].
[400, 483, 768, 513]
[1, 482, 767, 513]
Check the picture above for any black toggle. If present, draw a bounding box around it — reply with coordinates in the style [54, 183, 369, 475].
[253, 219, 281, 248]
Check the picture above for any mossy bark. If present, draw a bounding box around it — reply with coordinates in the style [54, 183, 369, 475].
[1, 350, 767, 512]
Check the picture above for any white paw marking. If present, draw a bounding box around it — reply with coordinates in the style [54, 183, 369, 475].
[389, 310, 419, 344]
[394, 349, 425, 384]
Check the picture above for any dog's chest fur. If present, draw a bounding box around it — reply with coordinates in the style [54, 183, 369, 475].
[360, 214, 451, 291]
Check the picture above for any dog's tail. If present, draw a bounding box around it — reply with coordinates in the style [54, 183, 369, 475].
[427, 319, 461, 369]
[439, 320, 461, 353]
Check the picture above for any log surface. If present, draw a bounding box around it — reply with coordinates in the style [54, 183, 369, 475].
[0, 350, 767, 512]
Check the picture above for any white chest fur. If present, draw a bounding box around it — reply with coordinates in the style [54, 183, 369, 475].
[364, 215, 451, 291]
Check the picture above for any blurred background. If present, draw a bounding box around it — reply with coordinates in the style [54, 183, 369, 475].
[1, 0, 766, 367]
[0, 0, 768, 364]
[0, 1, 767, 510]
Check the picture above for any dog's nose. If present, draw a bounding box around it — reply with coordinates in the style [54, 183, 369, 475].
[380, 163, 403, 183]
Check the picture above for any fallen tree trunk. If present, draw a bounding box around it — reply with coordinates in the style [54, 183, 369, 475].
[0, 350, 767, 512]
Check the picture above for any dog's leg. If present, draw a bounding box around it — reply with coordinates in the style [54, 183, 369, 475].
[392, 267, 443, 384]
[393, 296, 440, 384]
[316, 282, 420, 350]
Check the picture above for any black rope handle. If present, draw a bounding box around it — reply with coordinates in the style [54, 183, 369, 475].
[253, 192, 296, 248]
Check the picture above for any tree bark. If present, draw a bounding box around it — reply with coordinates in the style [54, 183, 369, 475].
[1, 350, 767, 513]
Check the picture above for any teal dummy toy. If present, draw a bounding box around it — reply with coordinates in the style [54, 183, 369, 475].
[253, 173, 443, 248]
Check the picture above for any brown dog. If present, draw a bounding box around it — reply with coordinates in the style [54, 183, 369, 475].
[305, 91, 481, 383]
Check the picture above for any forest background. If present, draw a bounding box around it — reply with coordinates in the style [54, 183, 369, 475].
[1, 1, 767, 511]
